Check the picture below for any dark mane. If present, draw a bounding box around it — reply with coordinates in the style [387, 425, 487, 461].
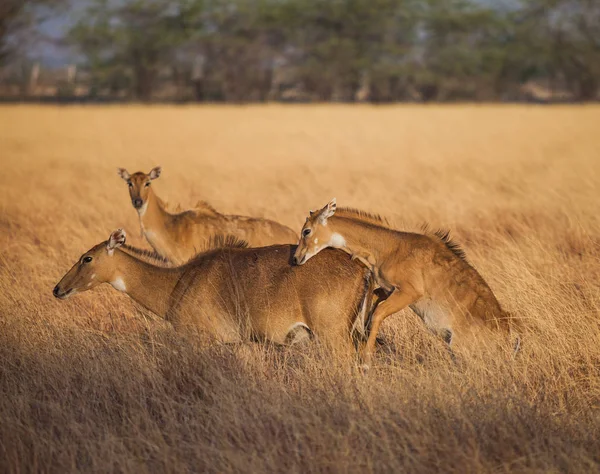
[206, 234, 249, 250]
[335, 207, 390, 226]
[121, 244, 171, 265]
[194, 200, 220, 215]
[184, 235, 249, 264]
[170, 199, 221, 217]
[180, 200, 221, 217]
[426, 228, 468, 262]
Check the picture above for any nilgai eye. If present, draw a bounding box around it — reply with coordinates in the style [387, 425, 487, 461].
[145, 182, 151, 187]
[303, 228, 311, 237]
[128, 182, 133, 188]
[83, 256, 93, 263]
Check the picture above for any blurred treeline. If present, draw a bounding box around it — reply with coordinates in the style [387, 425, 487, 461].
[1, 0, 599, 102]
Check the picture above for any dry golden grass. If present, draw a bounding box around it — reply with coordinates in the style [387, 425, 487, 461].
[1, 104, 600, 473]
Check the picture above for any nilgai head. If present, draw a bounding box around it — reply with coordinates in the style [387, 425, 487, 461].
[117, 166, 161, 213]
[293, 198, 343, 265]
[53, 229, 126, 299]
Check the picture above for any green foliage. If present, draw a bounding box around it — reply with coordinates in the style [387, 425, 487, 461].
[69, 0, 199, 100]
[63, 0, 600, 101]
[0, 0, 64, 65]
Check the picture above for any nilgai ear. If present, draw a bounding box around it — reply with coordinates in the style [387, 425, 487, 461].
[320, 198, 337, 222]
[117, 168, 130, 181]
[149, 166, 162, 180]
[309, 210, 315, 217]
[107, 228, 126, 254]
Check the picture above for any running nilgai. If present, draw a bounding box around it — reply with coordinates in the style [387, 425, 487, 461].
[117, 167, 298, 264]
[53, 229, 373, 353]
[293, 198, 518, 364]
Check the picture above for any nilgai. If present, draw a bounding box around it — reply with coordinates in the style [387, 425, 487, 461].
[293, 199, 518, 364]
[54, 229, 374, 354]
[117, 167, 298, 264]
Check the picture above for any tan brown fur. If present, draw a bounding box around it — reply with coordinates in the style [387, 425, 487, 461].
[54, 230, 374, 355]
[117, 167, 298, 264]
[294, 199, 516, 364]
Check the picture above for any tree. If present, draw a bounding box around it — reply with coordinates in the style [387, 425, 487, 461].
[20, 0, 599, 102]
[279, 0, 417, 101]
[509, 0, 600, 100]
[69, 0, 196, 100]
[413, 0, 512, 100]
[0, 0, 64, 65]
[198, 0, 287, 102]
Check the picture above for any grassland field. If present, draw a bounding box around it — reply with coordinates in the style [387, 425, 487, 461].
[1, 104, 600, 473]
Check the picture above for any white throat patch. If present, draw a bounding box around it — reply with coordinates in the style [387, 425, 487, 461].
[110, 277, 127, 292]
[329, 232, 347, 248]
[138, 201, 148, 217]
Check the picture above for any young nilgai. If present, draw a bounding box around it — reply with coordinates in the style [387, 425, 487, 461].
[117, 167, 298, 264]
[293, 198, 518, 364]
[54, 229, 374, 353]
